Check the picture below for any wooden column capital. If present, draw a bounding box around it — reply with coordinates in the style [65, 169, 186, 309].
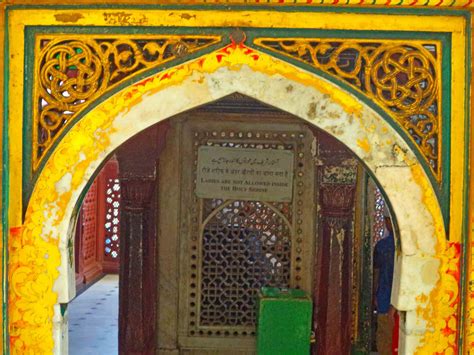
[320, 184, 356, 218]
[120, 177, 155, 211]
[115, 124, 170, 355]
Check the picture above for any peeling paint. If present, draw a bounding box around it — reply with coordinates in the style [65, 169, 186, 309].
[357, 137, 371, 153]
[307, 102, 317, 120]
[180, 13, 196, 20]
[54, 173, 72, 195]
[13, 43, 447, 355]
[54, 13, 84, 23]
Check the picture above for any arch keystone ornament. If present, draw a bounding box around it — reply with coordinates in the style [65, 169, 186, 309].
[10, 41, 453, 354]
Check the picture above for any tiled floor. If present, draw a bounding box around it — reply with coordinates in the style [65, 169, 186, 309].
[68, 274, 119, 355]
[67, 275, 378, 354]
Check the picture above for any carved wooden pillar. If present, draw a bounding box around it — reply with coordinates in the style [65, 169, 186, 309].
[311, 130, 360, 355]
[119, 177, 155, 355]
[316, 166, 357, 355]
[116, 122, 169, 355]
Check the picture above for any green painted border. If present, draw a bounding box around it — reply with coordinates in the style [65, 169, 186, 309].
[22, 26, 35, 218]
[22, 25, 231, 214]
[440, 32, 452, 227]
[246, 28, 452, 226]
[458, 14, 471, 353]
[22, 26, 453, 228]
[355, 171, 372, 354]
[2, 8, 10, 355]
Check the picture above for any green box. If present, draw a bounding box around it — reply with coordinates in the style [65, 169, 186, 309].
[257, 287, 313, 355]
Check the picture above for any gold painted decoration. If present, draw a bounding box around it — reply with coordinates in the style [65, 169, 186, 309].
[465, 233, 474, 351]
[33, 35, 222, 170]
[253, 39, 441, 180]
[11, 43, 356, 354]
[102, 0, 473, 5]
[416, 241, 460, 354]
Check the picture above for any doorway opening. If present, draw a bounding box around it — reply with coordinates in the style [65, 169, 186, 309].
[66, 93, 398, 355]
[68, 275, 119, 355]
[68, 157, 121, 354]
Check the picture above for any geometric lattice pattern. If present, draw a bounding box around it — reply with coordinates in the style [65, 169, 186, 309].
[82, 180, 98, 265]
[104, 178, 121, 260]
[200, 200, 291, 328]
[33, 35, 222, 170]
[373, 186, 386, 247]
[254, 38, 441, 180]
[186, 124, 310, 339]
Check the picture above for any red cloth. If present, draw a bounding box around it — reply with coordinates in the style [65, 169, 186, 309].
[392, 312, 399, 354]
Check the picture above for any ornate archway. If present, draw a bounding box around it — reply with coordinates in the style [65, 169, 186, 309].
[0, 4, 474, 353]
[11, 43, 449, 354]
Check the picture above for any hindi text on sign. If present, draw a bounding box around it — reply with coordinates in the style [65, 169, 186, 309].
[196, 146, 294, 202]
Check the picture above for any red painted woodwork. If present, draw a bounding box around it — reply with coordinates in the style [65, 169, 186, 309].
[116, 121, 170, 355]
[316, 189, 356, 354]
[75, 159, 121, 291]
[393, 312, 400, 353]
[76, 180, 103, 285]
[119, 178, 155, 355]
[312, 130, 357, 355]
[98, 157, 121, 274]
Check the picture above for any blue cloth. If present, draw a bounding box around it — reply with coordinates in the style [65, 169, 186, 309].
[374, 232, 395, 314]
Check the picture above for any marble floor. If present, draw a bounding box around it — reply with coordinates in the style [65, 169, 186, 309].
[68, 274, 119, 355]
[67, 275, 380, 354]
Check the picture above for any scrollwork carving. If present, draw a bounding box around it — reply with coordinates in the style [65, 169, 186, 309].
[254, 38, 441, 180]
[34, 35, 222, 170]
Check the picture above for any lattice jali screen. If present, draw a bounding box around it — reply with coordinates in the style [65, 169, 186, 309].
[199, 200, 292, 329]
[373, 186, 385, 246]
[182, 122, 315, 341]
[104, 178, 121, 261]
[82, 180, 98, 265]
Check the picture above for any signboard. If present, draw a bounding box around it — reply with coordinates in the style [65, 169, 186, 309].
[196, 146, 294, 202]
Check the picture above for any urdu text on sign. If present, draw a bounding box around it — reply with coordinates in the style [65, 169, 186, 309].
[196, 146, 294, 202]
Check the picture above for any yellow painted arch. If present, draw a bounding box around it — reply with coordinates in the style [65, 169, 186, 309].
[11, 44, 451, 354]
